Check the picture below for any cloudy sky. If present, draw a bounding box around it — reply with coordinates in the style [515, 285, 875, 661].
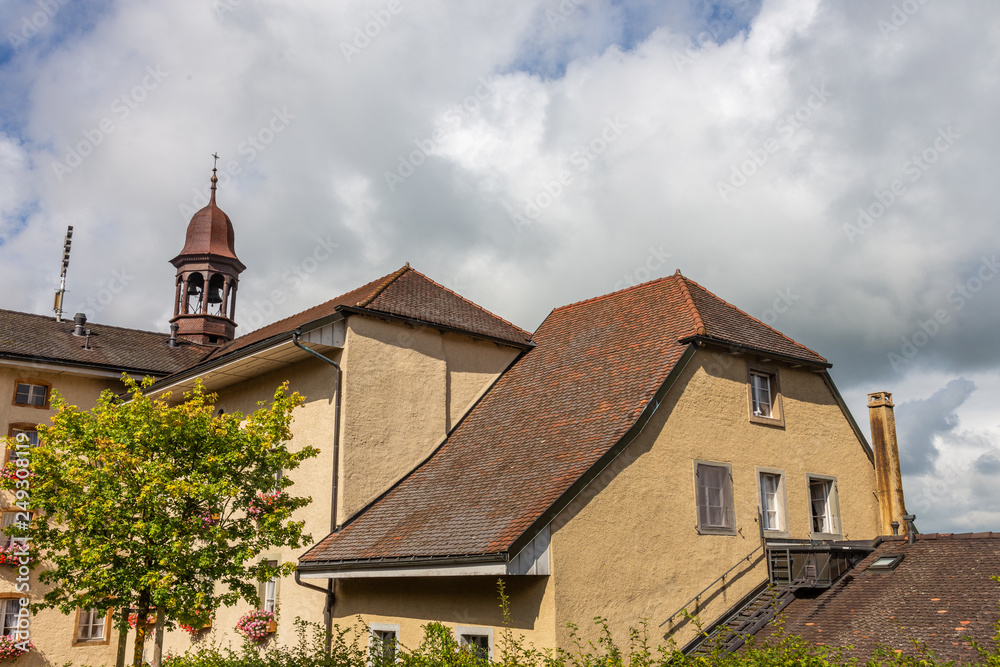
[1, 0, 997, 531]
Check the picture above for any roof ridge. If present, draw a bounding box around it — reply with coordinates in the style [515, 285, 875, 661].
[681, 276, 827, 363]
[400, 268, 533, 339]
[551, 272, 679, 313]
[0, 308, 194, 340]
[356, 264, 411, 308]
[674, 272, 706, 336]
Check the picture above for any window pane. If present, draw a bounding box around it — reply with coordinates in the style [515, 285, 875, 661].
[14, 385, 29, 405]
[810, 479, 832, 533]
[697, 464, 733, 530]
[29, 385, 45, 405]
[2, 599, 20, 637]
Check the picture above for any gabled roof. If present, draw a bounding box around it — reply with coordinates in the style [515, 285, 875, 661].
[202, 264, 532, 364]
[0, 309, 211, 376]
[300, 272, 829, 567]
[751, 533, 1000, 663]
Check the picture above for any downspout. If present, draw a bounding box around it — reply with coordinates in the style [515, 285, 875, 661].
[291, 329, 342, 653]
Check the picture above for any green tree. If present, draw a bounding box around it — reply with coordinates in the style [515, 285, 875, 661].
[2, 377, 316, 666]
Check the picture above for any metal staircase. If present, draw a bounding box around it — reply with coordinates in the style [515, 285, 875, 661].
[682, 583, 796, 656]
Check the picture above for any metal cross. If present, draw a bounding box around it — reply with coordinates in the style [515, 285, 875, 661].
[212, 152, 220, 169]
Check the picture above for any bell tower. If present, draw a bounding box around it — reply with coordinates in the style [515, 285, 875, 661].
[169, 164, 246, 345]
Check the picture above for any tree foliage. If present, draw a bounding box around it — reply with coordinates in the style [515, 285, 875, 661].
[3, 376, 316, 634]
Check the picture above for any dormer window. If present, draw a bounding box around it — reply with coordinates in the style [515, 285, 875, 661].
[747, 365, 784, 427]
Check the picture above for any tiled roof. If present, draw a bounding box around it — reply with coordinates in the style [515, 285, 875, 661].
[301, 272, 827, 565]
[0, 309, 211, 375]
[681, 278, 828, 364]
[204, 265, 532, 362]
[753, 533, 1000, 663]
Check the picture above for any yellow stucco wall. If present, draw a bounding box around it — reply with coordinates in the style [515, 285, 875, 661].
[332, 575, 556, 654]
[0, 365, 127, 667]
[337, 317, 518, 525]
[548, 346, 880, 650]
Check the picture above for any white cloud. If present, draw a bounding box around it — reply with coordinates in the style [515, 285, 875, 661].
[2, 0, 1000, 529]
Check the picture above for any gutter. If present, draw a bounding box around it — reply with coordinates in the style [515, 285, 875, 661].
[678, 334, 832, 369]
[289, 330, 343, 649]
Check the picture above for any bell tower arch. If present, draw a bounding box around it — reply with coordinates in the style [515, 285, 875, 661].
[169, 165, 246, 345]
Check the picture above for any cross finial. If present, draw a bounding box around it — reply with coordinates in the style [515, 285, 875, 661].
[212, 152, 220, 169]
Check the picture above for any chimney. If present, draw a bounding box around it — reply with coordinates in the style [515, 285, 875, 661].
[868, 391, 909, 537]
[73, 312, 87, 336]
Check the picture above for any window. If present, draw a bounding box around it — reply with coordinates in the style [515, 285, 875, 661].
[747, 365, 784, 426]
[0, 598, 24, 638]
[0, 511, 29, 549]
[455, 627, 493, 661]
[695, 462, 735, 534]
[757, 470, 787, 535]
[808, 476, 840, 537]
[12, 381, 49, 408]
[5, 425, 38, 465]
[76, 608, 109, 643]
[369, 623, 400, 665]
[262, 560, 278, 613]
[868, 554, 904, 571]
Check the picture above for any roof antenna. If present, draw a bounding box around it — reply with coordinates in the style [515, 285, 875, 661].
[53, 225, 73, 323]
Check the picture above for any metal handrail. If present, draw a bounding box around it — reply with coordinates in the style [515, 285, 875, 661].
[658, 544, 763, 627]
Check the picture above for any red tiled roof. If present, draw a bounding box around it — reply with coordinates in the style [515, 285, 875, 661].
[301, 272, 827, 565]
[752, 533, 1000, 663]
[0, 309, 211, 375]
[203, 265, 532, 363]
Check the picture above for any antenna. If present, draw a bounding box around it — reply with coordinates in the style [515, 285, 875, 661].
[53, 225, 73, 323]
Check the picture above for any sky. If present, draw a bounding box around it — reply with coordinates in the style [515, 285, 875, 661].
[0, 0, 997, 532]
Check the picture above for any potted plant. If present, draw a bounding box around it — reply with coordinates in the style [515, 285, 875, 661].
[0, 635, 32, 662]
[235, 609, 276, 642]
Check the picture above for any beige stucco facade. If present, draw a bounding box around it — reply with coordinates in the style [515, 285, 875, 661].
[0, 364, 128, 667]
[0, 323, 882, 664]
[327, 345, 881, 654]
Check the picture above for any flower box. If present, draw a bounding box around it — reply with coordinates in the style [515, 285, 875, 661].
[265, 619, 276, 633]
[235, 609, 276, 642]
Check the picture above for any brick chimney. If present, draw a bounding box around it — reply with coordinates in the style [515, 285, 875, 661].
[868, 391, 909, 536]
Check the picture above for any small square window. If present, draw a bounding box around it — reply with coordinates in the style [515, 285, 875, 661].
[455, 626, 493, 661]
[76, 608, 109, 642]
[808, 476, 841, 538]
[747, 366, 784, 426]
[13, 382, 48, 408]
[695, 462, 735, 534]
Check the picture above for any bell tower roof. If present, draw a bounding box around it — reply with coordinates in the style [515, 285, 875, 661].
[171, 168, 245, 271]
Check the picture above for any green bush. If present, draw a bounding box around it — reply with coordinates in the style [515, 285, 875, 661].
[158, 580, 1000, 667]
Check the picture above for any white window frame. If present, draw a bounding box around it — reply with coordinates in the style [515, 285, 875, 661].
[694, 461, 736, 535]
[369, 622, 401, 665]
[0, 598, 24, 638]
[0, 511, 27, 549]
[756, 468, 788, 536]
[76, 608, 109, 643]
[807, 474, 842, 539]
[455, 626, 493, 660]
[13, 382, 47, 407]
[262, 559, 279, 613]
[747, 364, 784, 427]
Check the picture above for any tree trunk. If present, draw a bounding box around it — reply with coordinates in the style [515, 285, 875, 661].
[152, 608, 165, 667]
[115, 615, 128, 667]
[132, 591, 151, 667]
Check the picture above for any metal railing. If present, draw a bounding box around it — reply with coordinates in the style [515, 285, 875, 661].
[658, 544, 763, 627]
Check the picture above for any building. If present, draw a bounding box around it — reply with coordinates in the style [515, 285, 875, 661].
[0, 169, 940, 665]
